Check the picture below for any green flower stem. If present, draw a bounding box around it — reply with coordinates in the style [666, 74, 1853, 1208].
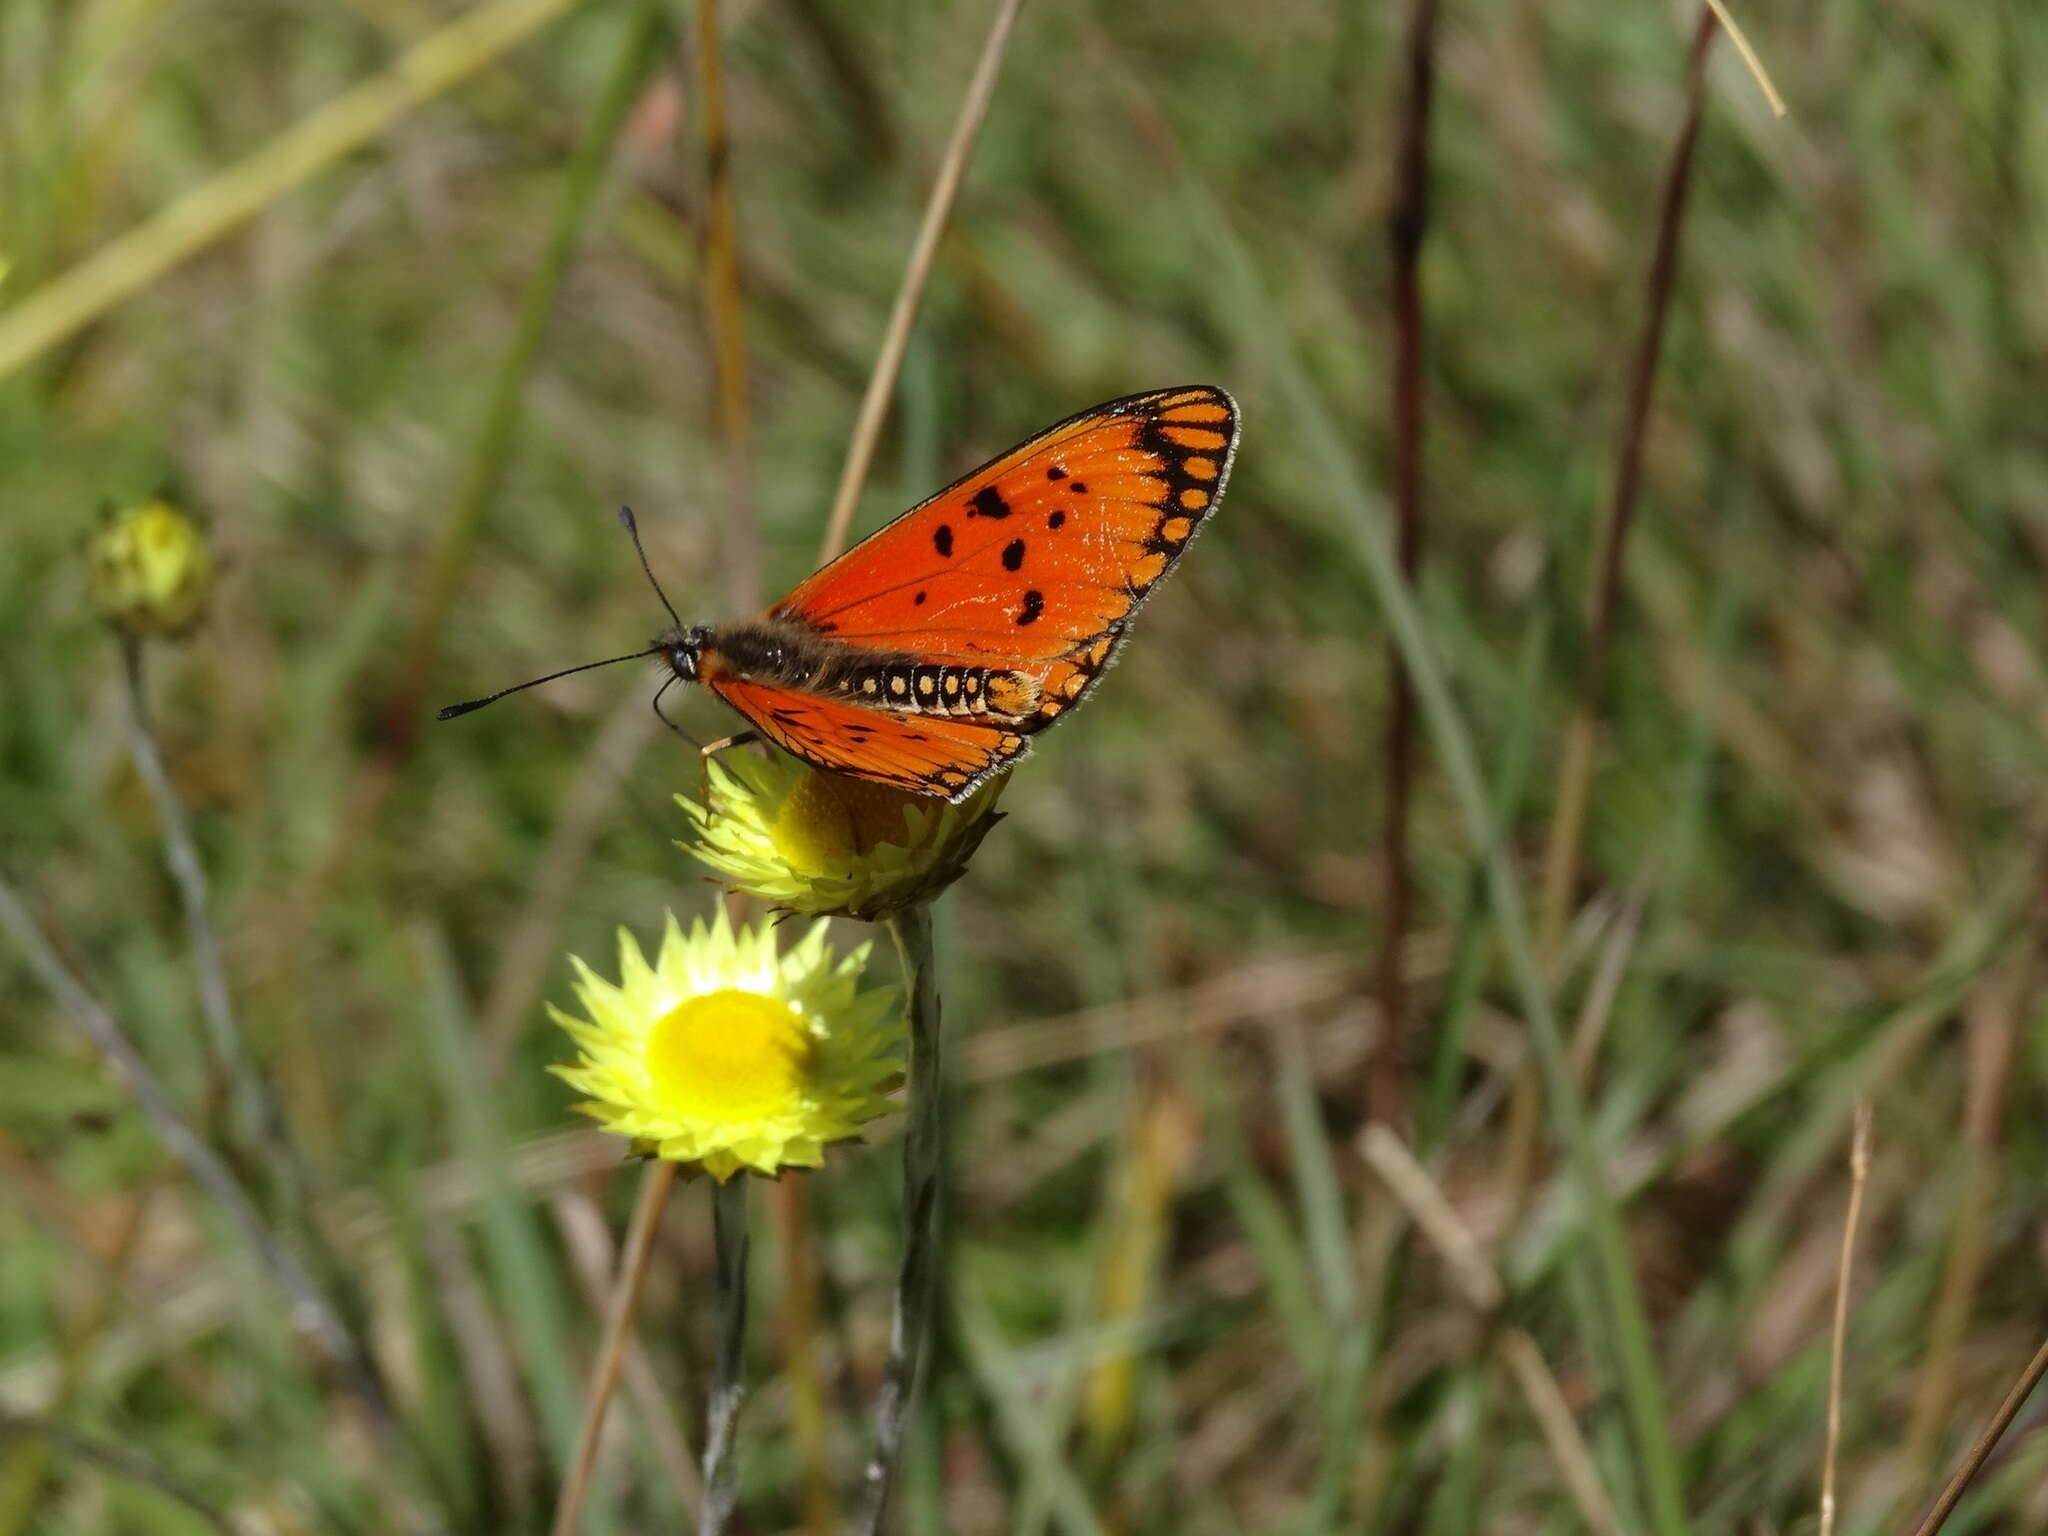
[858, 904, 943, 1535]
[116, 639, 247, 1103]
[700, 1175, 751, 1535]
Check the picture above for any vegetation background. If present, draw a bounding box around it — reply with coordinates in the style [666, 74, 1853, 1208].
[3, 0, 2045, 1531]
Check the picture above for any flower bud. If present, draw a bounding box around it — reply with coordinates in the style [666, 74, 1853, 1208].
[679, 751, 1006, 921]
[88, 500, 212, 637]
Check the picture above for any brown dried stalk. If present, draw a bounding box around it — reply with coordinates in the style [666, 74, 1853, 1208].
[1819, 1101, 1872, 1536]
[1372, 0, 1439, 1131]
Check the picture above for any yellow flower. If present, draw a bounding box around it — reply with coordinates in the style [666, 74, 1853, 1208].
[88, 499, 212, 636]
[678, 751, 1006, 921]
[550, 908, 900, 1180]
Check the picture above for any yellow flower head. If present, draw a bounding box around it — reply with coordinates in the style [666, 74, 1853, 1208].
[550, 908, 900, 1180]
[678, 752, 1006, 921]
[88, 499, 212, 637]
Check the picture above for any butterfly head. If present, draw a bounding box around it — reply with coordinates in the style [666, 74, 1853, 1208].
[657, 624, 713, 683]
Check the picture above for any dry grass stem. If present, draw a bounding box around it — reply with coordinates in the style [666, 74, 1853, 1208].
[552, 1190, 703, 1510]
[0, 0, 584, 380]
[1567, 870, 1651, 1083]
[1819, 1100, 1871, 1536]
[1359, 1125, 1499, 1312]
[1909, 1331, 2048, 1536]
[817, 0, 1028, 563]
[1359, 1124, 1620, 1534]
[551, 1160, 678, 1536]
[1700, 0, 1787, 117]
[1495, 1330, 1623, 1536]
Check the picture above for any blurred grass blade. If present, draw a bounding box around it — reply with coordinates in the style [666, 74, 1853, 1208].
[1187, 1051, 1327, 1381]
[1504, 4, 1721, 1215]
[818, 0, 1028, 562]
[410, 919, 606, 1529]
[0, 1411, 234, 1535]
[1126, 77, 1693, 1536]
[953, 1291, 1104, 1536]
[385, 0, 670, 747]
[1274, 1024, 1355, 1325]
[693, 0, 762, 613]
[0, 876, 395, 1444]
[1418, 601, 1552, 1155]
[1731, 876, 2029, 1268]
[0, 0, 588, 380]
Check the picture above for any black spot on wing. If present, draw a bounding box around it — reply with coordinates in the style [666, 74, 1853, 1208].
[1001, 539, 1025, 571]
[1048, 510, 1066, 529]
[1046, 465, 1067, 481]
[1016, 590, 1044, 626]
[934, 523, 953, 557]
[968, 485, 1010, 519]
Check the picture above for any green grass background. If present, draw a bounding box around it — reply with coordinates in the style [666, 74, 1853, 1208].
[5, 0, 2048, 1530]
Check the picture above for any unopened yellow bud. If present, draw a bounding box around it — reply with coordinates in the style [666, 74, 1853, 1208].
[88, 500, 212, 636]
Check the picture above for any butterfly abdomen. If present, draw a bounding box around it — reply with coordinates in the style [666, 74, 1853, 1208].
[833, 660, 1040, 723]
[706, 620, 1040, 724]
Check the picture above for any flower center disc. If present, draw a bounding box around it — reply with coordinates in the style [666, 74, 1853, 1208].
[646, 990, 809, 1122]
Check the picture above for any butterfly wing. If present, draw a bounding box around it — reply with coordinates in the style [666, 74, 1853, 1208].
[706, 674, 1027, 799]
[772, 386, 1238, 728]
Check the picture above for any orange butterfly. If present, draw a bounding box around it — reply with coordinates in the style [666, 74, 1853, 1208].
[440, 387, 1239, 801]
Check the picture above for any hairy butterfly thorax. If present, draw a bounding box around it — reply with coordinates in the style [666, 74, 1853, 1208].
[439, 387, 1240, 801]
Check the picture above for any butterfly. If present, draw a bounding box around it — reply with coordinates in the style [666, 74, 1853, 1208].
[440, 386, 1239, 802]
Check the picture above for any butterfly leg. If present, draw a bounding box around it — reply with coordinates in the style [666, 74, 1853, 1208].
[696, 730, 761, 808]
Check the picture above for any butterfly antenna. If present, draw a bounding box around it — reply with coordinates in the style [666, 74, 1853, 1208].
[435, 647, 663, 721]
[618, 506, 685, 630]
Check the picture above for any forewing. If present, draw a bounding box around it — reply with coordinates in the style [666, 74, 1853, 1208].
[772, 387, 1239, 674]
